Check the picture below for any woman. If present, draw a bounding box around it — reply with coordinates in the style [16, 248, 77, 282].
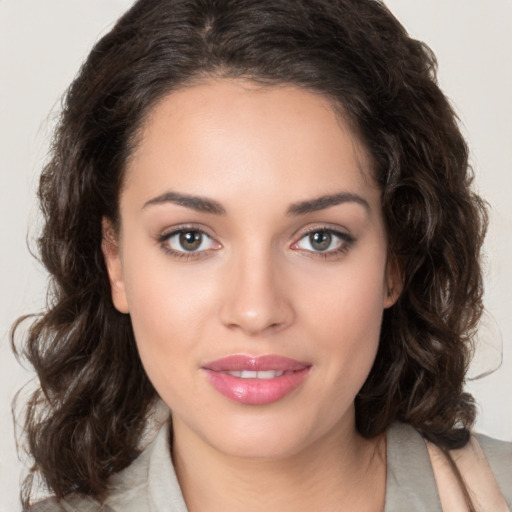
[13, 0, 511, 510]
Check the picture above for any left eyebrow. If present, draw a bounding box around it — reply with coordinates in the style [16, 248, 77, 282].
[287, 192, 370, 216]
[143, 191, 226, 215]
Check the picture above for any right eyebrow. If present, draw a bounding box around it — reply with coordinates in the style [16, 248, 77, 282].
[287, 192, 370, 216]
[142, 191, 226, 215]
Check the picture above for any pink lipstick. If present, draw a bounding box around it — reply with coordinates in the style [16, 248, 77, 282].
[202, 355, 311, 405]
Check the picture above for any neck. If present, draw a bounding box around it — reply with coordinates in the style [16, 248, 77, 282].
[171, 413, 386, 512]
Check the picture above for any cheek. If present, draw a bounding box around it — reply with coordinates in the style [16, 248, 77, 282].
[119, 247, 218, 389]
[300, 250, 387, 333]
[122, 233, 216, 326]
[298, 253, 387, 378]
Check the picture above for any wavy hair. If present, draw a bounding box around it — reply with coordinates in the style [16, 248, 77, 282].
[13, 0, 488, 506]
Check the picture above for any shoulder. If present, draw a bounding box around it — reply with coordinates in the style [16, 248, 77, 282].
[385, 423, 443, 511]
[28, 420, 186, 512]
[385, 423, 511, 512]
[26, 434, 154, 512]
[474, 433, 512, 506]
[28, 448, 154, 512]
[28, 495, 110, 512]
[426, 431, 511, 511]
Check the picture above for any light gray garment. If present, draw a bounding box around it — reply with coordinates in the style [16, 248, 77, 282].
[29, 421, 512, 511]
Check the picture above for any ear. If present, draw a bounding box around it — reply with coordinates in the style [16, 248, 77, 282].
[101, 218, 130, 314]
[383, 254, 403, 309]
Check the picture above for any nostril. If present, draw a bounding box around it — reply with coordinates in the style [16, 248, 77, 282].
[218, 263, 296, 334]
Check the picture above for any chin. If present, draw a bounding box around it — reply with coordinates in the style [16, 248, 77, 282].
[213, 430, 309, 461]
[193, 407, 328, 461]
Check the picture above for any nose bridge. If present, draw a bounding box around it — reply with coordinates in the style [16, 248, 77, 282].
[220, 241, 294, 335]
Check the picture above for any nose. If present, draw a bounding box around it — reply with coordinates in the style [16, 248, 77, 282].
[219, 250, 295, 336]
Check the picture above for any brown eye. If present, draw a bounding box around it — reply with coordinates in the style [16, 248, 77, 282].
[309, 231, 332, 251]
[292, 228, 354, 256]
[179, 231, 203, 251]
[161, 228, 221, 256]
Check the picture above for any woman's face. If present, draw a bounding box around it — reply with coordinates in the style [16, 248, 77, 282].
[104, 79, 400, 460]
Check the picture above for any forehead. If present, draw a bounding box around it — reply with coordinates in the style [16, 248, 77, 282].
[122, 79, 378, 210]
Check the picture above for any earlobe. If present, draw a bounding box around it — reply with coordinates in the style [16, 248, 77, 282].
[101, 217, 130, 314]
[383, 254, 403, 309]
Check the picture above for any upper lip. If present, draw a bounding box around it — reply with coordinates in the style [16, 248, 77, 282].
[202, 354, 311, 372]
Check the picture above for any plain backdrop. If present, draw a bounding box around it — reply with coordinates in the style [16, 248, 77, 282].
[1, 1, 511, 510]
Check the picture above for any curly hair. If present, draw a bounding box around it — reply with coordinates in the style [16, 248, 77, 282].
[12, 0, 488, 506]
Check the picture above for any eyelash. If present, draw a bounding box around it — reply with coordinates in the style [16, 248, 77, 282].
[158, 225, 220, 261]
[291, 227, 355, 260]
[157, 226, 355, 261]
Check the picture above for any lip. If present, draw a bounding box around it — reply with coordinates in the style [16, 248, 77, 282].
[202, 355, 312, 405]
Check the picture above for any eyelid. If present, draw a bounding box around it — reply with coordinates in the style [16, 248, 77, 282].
[158, 224, 222, 259]
[290, 226, 355, 256]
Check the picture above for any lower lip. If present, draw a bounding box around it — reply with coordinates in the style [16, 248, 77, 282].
[203, 368, 311, 405]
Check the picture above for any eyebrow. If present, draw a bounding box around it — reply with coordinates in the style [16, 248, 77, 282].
[287, 192, 370, 215]
[143, 191, 226, 215]
[143, 190, 370, 216]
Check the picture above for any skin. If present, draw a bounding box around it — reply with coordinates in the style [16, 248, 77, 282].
[103, 79, 402, 511]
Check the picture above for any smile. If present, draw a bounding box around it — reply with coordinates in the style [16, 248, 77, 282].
[222, 370, 288, 379]
[202, 355, 311, 405]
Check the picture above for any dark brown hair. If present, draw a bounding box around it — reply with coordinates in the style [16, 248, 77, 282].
[13, 0, 487, 507]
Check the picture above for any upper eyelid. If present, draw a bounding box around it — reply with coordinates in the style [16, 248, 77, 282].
[290, 229, 355, 262]
[291, 226, 355, 250]
[158, 226, 221, 252]
[300, 226, 347, 236]
[293, 225, 352, 240]
[158, 227, 221, 258]
[156, 224, 353, 245]
[158, 224, 217, 240]
[297, 229, 352, 243]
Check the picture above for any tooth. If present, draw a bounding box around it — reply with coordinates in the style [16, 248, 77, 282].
[257, 370, 284, 379]
[224, 370, 286, 379]
[240, 370, 258, 378]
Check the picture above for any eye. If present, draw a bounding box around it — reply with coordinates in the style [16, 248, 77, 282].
[160, 228, 221, 256]
[291, 228, 354, 255]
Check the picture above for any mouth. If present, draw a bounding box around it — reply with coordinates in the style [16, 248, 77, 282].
[202, 355, 312, 405]
[221, 369, 289, 379]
